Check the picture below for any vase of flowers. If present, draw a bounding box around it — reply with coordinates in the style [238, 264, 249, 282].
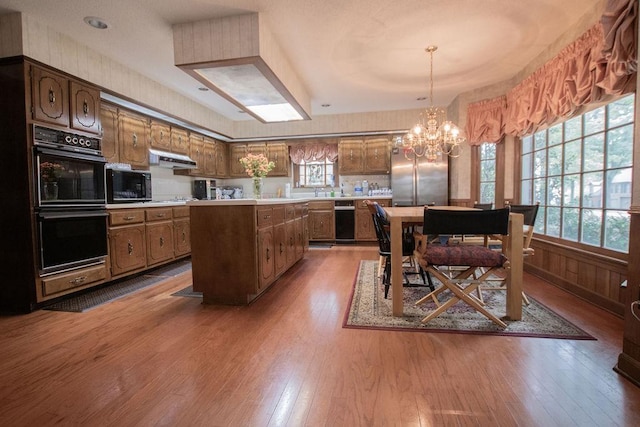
[40, 162, 64, 200]
[239, 153, 275, 199]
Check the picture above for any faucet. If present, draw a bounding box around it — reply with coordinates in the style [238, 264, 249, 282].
[314, 187, 319, 197]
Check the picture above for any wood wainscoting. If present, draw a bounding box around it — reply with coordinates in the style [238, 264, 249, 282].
[525, 238, 627, 316]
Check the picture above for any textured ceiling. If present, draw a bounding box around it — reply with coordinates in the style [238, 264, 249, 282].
[0, 0, 602, 122]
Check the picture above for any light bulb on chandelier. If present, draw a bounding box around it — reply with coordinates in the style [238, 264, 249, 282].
[400, 45, 465, 161]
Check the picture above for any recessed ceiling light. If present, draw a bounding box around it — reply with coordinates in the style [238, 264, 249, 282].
[321, 104, 331, 108]
[198, 87, 209, 91]
[416, 97, 427, 101]
[83, 16, 109, 30]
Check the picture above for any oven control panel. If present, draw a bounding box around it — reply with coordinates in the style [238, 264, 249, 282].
[34, 125, 102, 155]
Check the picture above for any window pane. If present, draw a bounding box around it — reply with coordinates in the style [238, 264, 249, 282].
[535, 206, 546, 233]
[534, 178, 546, 205]
[564, 139, 581, 174]
[522, 153, 533, 179]
[480, 159, 495, 182]
[547, 176, 561, 206]
[606, 124, 633, 168]
[534, 131, 547, 150]
[522, 135, 533, 154]
[604, 210, 629, 252]
[548, 123, 563, 146]
[564, 115, 582, 140]
[581, 209, 602, 246]
[584, 107, 604, 135]
[563, 174, 580, 207]
[562, 208, 580, 241]
[481, 143, 496, 159]
[583, 134, 604, 172]
[608, 95, 635, 127]
[606, 168, 632, 209]
[548, 145, 562, 176]
[534, 150, 547, 178]
[480, 183, 495, 204]
[546, 207, 561, 237]
[521, 180, 532, 204]
[583, 171, 603, 208]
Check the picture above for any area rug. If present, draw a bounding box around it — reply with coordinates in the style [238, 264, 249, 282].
[44, 260, 192, 312]
[343, 260, 595, 339]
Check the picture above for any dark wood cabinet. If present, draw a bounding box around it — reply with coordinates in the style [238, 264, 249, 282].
[118, 111, 149, 169]
[267, 142, 289, 176]
[215, 141, 229, 178]
[229, 144, 248, 177]
[109, 224, 147, 277]
[100, 103, 119, 163]
[150, 120, 172, 151]
[31, 65, 69, 127]
[70, 81, 101, 135]
[338, 139, 364, 175]
[308, 200, 335, 241]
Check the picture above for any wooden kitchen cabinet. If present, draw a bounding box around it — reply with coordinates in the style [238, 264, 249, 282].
[70, 81, 101, 135]
[109, 224, 147, 277]
[308, 201, 335, 241]
[40, 263, 107, 297]
[190, 201, 308, 305]
[145, 207, 174, 266]
[100, 103, 119, 163]
[150, 120, 172, 151]
[338, 137, 391, 174]
[118, 110, 149, 169]
[30, 65, 69, 128]
[229, 144, 248, 177]
[171, 127, 189, 154]
[215, 141, 229, 178]
[203, 137, 217, 176]
[266, 142, 289, 176]
[188, 133, 205, 176]
[338, 138, 364, 175]
[364, 137, 391, 173]
[173, 206, 191, 257]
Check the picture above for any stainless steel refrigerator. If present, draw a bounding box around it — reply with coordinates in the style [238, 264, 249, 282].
[391, 147, 448, 206]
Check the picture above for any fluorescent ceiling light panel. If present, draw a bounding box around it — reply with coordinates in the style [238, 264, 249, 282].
[173, 13, 311, 124]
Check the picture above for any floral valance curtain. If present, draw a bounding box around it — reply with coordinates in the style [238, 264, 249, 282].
[465, 96, 507, 145]
[289, 142, 338, 164]
[466, 0, 637, 140]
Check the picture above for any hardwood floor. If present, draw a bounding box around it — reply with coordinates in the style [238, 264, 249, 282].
[1, 246, 639, 426]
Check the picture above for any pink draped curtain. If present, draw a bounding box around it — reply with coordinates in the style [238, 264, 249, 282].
[289, 142, 338, 164]
[465, 96, 507, 145]
[467, 0, 637, 139]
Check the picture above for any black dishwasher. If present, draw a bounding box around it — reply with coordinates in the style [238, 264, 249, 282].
[334, 200, 355, 242]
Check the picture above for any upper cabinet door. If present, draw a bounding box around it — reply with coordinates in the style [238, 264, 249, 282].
[364, 138, 391, 174]
[31, 66, 69, 127]
[171, 127, 189, 154]
[70, 81, 101, 135]
[118, 111, 149, 169]
[338, 139, 364, 175]
[267, 142, 289, 177]
[229, 144, 248, 177]
[99, 103, 119, 163]
[150, 121, 171, 151]
[215, 141, 229, 178]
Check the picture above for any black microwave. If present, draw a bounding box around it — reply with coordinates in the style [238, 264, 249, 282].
[106, 168, 152, 203]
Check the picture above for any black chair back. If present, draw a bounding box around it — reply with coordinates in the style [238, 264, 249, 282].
[509, 203, 540, 227]
[422, 208, 510, 236]
[473, 203, 493, 210]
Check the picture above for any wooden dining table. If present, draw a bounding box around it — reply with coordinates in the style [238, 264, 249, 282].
[383, 206, 524, 319]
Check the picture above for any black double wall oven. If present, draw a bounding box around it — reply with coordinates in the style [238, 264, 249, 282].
[33, 125, 108, 275]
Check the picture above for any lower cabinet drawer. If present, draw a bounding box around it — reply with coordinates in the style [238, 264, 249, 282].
[41, 264, 107, 296]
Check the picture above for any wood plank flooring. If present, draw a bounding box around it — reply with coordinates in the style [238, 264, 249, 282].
[1, 246, 639, 426]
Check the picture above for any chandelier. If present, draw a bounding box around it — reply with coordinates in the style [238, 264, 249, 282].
[400, 46, 465, 161]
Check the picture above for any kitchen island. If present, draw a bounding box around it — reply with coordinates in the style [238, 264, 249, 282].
[188, 199, 310, 304]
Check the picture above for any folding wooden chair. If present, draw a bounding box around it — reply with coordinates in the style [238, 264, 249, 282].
[413, 207, 511, 328]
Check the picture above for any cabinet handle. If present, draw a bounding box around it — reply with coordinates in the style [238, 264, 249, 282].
[160, 237, 164, 247]
[266, 248, 270, 261]
[48, 88, 55, 105]
[128, 241, 134, 255]
[375, 148, 378, 159]
[350, 149, 353, 161]
[132, 133, 138, 147]
[123, 215, 135, 220]
[69, 276, 87, 285]
[155, 213, 166, 218]
[182, 231, 186, 242]
[83, 99, 89, 116]
[160, 130, 164, 141]
[264, 215, 270, 220]
[280, 242, 284, 254]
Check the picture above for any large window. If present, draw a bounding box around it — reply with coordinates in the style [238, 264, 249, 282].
[479, 143, 496, 205]
[521, 94, 634, 253]
[296, 159, 335, 187]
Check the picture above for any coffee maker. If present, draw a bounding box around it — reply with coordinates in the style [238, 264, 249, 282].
[193, 179, 216, 200]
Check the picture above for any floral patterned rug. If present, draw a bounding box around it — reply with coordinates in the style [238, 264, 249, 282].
[343, 260, 595, 339]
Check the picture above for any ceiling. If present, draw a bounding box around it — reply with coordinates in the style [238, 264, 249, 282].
[0, 0, 601, 123]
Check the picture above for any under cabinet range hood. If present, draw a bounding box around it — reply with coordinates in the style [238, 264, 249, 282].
[149, 149, 197, 169]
